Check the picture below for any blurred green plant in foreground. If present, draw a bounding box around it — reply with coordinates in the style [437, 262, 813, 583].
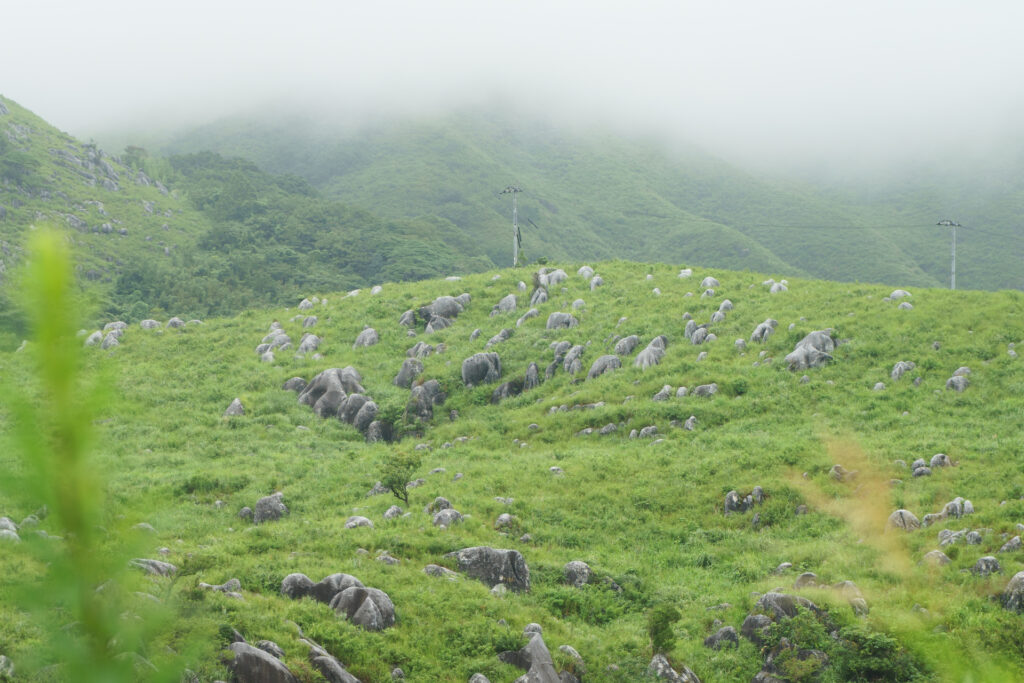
[2, 229, 184, 682]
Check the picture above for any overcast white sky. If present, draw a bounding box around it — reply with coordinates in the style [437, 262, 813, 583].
[4, 1, 1024, 172]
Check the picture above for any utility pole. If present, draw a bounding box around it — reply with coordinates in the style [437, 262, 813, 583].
[500, 185, 522, 267]
[937, 220, 960, 289]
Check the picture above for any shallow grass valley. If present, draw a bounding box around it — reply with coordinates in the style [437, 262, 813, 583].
[2, 259, 1024, 682]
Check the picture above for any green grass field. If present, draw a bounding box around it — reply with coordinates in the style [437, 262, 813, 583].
[2, 257, 1023, 681]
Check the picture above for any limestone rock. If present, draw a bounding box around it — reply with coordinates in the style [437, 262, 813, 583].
[330, 586, 395, 631]
[704, 626, 739, 650]
[635, 336, 668, 370]
[223, 398, 244, 417]
[446, 546, 530, 592]
[1002, 571, 1024, 612]
[345, 516, 374, 529]
[546, 312, 578, 330]
[253, 492, 288, 524]
[280, 573, 315, 599]
[946, 375, 969, 392]
[406, 379, 446, 421]
[647, 654, 701, 682]
[492, 294, 517, 316]
[353, 328, 379, 349]
[785, 330, 836, 371]
[586, 354, 621, 380]
[564, 560, 592, 587]
[282, 377, 307, 392]
[462, 352, 502, 387]
[227, 642, 298, 683]
[310, 573, 364, 604]
[887, 509, 920, 531]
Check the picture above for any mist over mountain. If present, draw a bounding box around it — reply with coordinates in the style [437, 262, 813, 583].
[157, 104, 1024, 291]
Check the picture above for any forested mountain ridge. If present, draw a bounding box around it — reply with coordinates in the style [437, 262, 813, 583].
[160, 108, 1024, 292]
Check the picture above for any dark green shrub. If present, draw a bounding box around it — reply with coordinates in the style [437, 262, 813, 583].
[647, 603, 681, 654]
[833, 625, 923, 681]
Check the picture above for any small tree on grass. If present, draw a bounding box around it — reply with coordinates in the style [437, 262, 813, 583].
[647, 603, 682, 655]
[380, 450, 421, 507]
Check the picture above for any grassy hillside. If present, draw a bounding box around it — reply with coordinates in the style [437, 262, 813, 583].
[2, 257, 1023, 681]
[0, 94, 213, 344]
[160, 109, 1024, 291]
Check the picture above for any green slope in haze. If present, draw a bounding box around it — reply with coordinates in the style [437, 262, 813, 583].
[161, 108, 1023, 291]
[0, 96, 496, 347]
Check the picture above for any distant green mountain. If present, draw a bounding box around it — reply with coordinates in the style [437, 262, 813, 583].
[161, 109, 1024, 291]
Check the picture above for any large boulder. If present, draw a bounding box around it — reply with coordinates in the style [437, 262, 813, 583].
[393, 358, 423, 388]
[336, 394, 368, 424]
[564, 561, 592, 587]
[523, 362, 541, 390]
[280, 573, 315, 599]
[352, 401, 378, 433]
[586, 354, 621, 380]
[419, 295, 464, 321]
[946, 375, 969, 392]
[786, 330, 836, 371]
[425, 316, 451, 334]
[406, 380, 446, 421]
[491, 294, 517, 316]
[1003, 571, 1024, 612]
[314, 388, 347, 419]
[615, 335, 640, 356]
[330, 586, 396, 631]
[750, 319, 778, 343]
[297, 334, 320, 355]
[461, 352, 502, 387]
[299, 368, 365, 406]
[311, 573, 364, 604]
[227, 642, 299, 683]
[491, 379, 524, 404]
[546, 312, 579, 330]
[563, 345, 585, 375]
[446, 546, 530, 592]
[887, 509, 920, 531]
[499, 631, 561, 683]
[647, 654, 701, 682]
[253, 493, 288, 524]
[635, 336, 668, 370]
[353, 328, 379, 349]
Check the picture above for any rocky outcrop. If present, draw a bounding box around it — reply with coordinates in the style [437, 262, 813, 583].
[393, 358, 423, 388]
[786, 330, 836, 371]
[446, 546, 530, 592]
[586, 354, 621, 380]
[227, 642, 299, 683]
[330, 586, 396, 631]
[461, 352, 502, 387]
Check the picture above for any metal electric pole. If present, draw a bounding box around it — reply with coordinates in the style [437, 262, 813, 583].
[937, 220, 960, 289]
[500, 185, 522, 267]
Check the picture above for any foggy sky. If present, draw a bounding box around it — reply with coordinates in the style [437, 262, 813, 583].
[5, 1, 1024, 174]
